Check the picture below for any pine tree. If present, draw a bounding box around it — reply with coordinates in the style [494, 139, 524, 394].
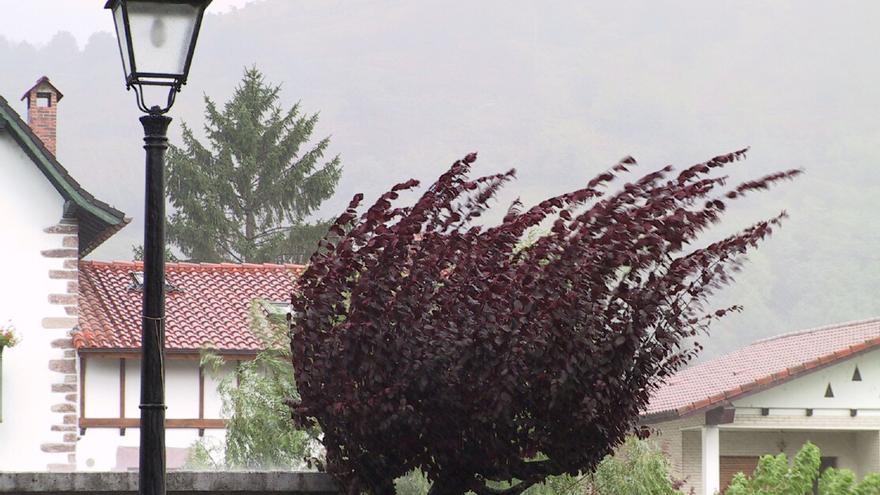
[166, 67, 341, 263]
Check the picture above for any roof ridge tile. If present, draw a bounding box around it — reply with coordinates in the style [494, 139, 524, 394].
[752, 316, 880, 344]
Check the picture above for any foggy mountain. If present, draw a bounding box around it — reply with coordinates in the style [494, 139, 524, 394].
[2, 0, 879, 358]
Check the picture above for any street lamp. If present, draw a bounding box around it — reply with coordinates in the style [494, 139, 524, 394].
[107, 0, 211, 113]
[106, 2, 211, 495]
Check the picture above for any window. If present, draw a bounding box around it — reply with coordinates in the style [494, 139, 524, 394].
[128, 271, 180, 292]
[36, 92, 51, 108]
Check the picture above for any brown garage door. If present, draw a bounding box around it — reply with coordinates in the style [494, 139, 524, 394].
[720, 456, 760, 493]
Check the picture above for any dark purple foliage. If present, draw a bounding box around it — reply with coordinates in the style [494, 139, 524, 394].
[288, 150, 800, 494]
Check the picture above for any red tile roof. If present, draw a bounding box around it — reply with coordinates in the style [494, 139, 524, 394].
[76, 261, 304, 353]
[643, 317, 880, 421]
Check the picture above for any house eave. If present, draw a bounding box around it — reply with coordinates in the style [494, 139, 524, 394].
[77, 348, 262, 360]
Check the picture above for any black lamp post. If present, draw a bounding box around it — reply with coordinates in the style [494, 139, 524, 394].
[105, 2, 211, 495]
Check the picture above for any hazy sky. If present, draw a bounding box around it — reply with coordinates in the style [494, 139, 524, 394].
[0, 0, 260, 47]
[3, 0, 880, 355]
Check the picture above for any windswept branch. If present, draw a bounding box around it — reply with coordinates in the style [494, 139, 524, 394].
[289, 150, 799, 493]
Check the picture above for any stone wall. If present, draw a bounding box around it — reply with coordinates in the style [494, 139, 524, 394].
[0, 472, 338, 495]
[41, 219, 81, 471]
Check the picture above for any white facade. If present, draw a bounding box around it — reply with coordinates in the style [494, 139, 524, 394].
[0, 131, 74, 470]
[1, 80, 128, 471]
[732, 347, 880, 412]
[77, 357, 235, 471]
[1, 81, 253, 472]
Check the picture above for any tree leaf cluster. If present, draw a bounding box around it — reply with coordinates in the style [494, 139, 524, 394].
[130, 244, 180, 262]
[288, 150, 799, 494]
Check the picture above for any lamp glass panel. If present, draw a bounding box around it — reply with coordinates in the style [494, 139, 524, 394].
[112, 4, 132, 77]
[126, 1, 199, 78]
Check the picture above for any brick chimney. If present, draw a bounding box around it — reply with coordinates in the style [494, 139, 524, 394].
[21, 76, 64, 156]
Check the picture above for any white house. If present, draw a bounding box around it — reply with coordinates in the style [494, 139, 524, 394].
[0, 77, 303, 472]
[0, 77, 128, 471]
[643, 318, 880, 495]
[73, 260, 302, 471]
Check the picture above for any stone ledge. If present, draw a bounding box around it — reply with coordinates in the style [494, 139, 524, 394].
[44, 224, 78, 235]
[50, 403, 75, 413]
[51, 383, 76, 393]
[49, 294, 77, 305]
[0, 472, 339, 494]
[49, 270, 78, 280]
[41, 249, 78, 259]
[39, 443, 75, 453]
[42, 318, 78, 329]
[50, 339, 74, 349]
[48, 360, 76, 374]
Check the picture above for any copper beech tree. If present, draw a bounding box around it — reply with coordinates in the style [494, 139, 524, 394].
[287, 150, 800, 494]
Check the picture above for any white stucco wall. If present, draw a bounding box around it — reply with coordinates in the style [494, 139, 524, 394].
[0, 131, 70, 470]
[83, 358, 117, 418]
[733, 347, 880, 411]
[167, 360, 200, 419]
[856, 430, 880, 478]
[203, 361, 235, 419]
[77, 357, 232, 471]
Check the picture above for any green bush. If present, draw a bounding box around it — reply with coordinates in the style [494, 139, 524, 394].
[589, 437, 684, 495]
[725, 442, 818, 495]
[185, 301, 319, 470]
[391, 466, 587, 495]
[390, 437, 680, 495]
[820, 469, 880, 495]
[853, 473, 880, 495]
[819, 467, 857, 495]
[726, 442, 880, 495]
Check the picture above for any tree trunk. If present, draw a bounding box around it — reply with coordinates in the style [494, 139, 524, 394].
[427, 474, 471, 495]
[244, 210, 256, 262]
